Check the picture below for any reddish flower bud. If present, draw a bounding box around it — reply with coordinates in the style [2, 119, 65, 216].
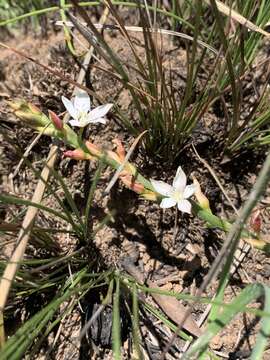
[49, 110, 63, 130]
[28, 103, 42, 114]
[107, 150, 122, 164]
[250, 209, 262, 234]
[63, 149, 92, 160]
[85, 141, 101, 157]
[112, 139, 126, 162]
[120, 174, 145, 194]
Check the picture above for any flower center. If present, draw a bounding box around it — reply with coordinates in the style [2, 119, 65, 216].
[172, 190, 183, 202]
[78, 111, 88, 122]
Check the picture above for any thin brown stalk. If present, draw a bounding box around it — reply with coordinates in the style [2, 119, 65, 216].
[55, 21, 220, 55]
[204, 0, 270, 37]
[0, 145, 58, 313]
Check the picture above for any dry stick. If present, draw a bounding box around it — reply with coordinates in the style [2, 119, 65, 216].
[0, 146, 58, 313]
[204, 0, 270, 38]
[161, 150, 270, 359]
[0, 8, 108, 336]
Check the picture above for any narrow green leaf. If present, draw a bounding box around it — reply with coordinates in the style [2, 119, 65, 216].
[183, 284, 264, 359]
[251, 285, 270, 360]
[112, 277, 121, 360]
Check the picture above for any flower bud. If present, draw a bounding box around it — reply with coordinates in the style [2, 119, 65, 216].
[63, 149, 92, 160]
[8, 100, 49, 128]
[107, 150, 122, 164]
[242, 238, 270, 252]
[250, 209, 262, 234]
[120, 174, 145, 194]
[49, 110, 63, 130]
[28, 103, 42, 114]
[85, 141, 101, 157]
[192, 177, 211, 211]
[141, 190, 158, 201]
[112, 139, 126, 162]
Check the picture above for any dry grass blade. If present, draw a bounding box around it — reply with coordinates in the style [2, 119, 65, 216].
[192, 144, 238, 214]
[0, 145, 58, 313]
[55, 21, 219, 55]
[204, 0, 270, 37]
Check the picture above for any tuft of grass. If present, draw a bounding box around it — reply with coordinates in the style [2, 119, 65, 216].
[2, 1, 270, 158]
[58, 0, 270, 161]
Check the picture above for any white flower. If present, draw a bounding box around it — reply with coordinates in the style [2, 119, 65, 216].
[151, 166, 195, 214]
[62, 91, 113, 128]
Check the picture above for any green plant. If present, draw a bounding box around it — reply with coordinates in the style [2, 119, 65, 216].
[2, 2, 270, 358]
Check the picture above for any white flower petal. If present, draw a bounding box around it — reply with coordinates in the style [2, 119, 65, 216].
[160, 198, 177, 208]
[87, 104, 113, 122]
[62, 96, 79, 120]
[87, 116, 107, 125]
[173, 166, 187, 193]
[150, 180, 173, 197]
[183, 184, 195, 199]
[68, 119, 83, 127]
[177, 199, 192, 214]
[74, 91, 91, 113]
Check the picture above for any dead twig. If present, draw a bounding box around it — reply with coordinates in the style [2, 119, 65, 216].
[0, 145, 58, 313]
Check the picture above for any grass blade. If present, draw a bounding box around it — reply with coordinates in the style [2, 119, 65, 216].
[112, 277, 121, 360]
[183, 284, 268, 358]
[251, 285, 270, 360]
